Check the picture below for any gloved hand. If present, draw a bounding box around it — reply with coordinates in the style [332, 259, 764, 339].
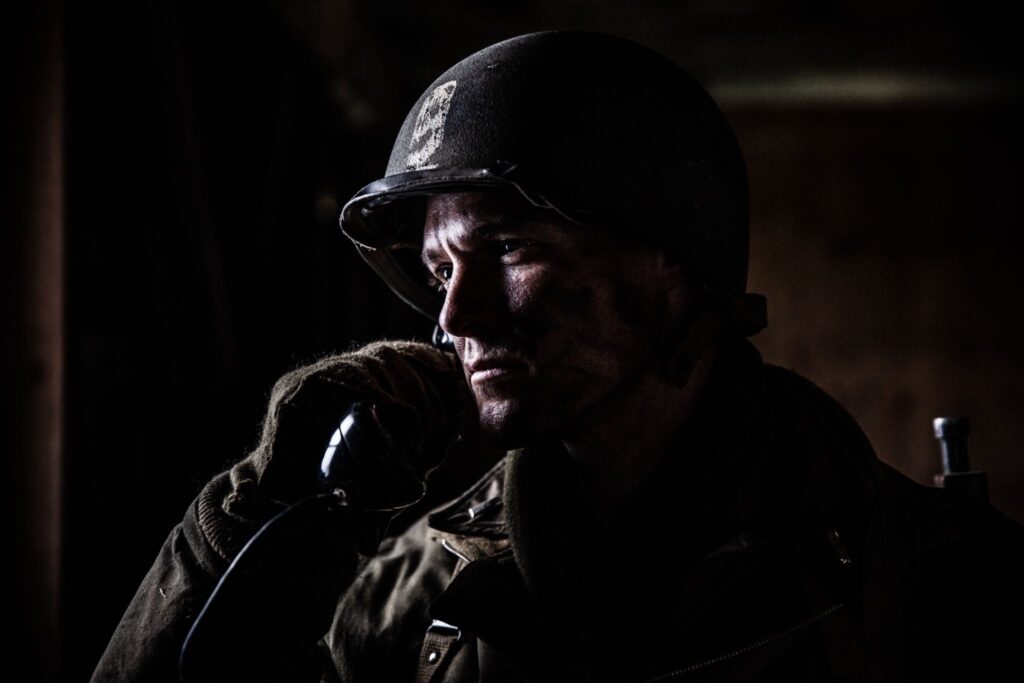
[201, 340, 468, 562]
[175, 342, 469, 681]
[254, 340, 467, 506]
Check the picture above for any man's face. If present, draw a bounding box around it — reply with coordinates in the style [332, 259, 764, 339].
[421, 191, 679, 447]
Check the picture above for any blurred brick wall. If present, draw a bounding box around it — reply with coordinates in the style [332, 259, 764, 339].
[734, 103, 1024, 523]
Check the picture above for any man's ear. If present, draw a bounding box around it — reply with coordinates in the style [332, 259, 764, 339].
[655, 251, 688, 292]
[654, 252, 697, 323]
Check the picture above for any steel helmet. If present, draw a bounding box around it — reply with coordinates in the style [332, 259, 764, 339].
[340, 31, 766, 336]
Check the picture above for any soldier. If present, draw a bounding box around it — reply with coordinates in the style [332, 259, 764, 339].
[94, 32, 1024, 682]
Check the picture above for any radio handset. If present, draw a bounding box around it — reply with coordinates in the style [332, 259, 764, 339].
[319, 400, 426, 511]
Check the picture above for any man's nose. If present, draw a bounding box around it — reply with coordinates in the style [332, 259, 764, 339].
[438, 263, 498, 339]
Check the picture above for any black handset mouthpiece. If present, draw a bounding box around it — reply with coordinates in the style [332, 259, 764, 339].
[319, 401, 426, 512]
[432, 324, 455, 352]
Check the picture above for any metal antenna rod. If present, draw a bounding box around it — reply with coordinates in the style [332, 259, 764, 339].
[932, 416, 988, 503]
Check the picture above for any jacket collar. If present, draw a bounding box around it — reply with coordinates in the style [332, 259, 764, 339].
[427, 456, 511, 564]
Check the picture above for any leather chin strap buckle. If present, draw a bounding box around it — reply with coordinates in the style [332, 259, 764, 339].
[666, 289, 768, 386]
[734, 292, 768, 336]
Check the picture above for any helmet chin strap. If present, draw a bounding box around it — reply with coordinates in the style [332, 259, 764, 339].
[665, 292, 767, 387]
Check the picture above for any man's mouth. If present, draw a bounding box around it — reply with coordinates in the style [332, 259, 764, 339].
[463, 355, 527, 386]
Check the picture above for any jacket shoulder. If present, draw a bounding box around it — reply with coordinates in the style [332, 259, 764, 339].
[760, 362, 1024, 677]
[761, 363, 876, 458]
[756, 363, 890, 528]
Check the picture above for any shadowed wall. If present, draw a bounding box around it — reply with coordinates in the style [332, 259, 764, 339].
[738, 104, 1024, 523]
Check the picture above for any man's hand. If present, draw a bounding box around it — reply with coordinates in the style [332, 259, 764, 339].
[250, 340, 467, 508]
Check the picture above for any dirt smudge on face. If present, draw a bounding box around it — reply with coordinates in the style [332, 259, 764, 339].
[549, 281, 595, 315]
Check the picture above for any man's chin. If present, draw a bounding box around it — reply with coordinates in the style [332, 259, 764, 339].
[475, 398, 558, 450]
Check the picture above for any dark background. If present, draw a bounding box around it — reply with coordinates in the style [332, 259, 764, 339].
[6, 1, 1022, 680]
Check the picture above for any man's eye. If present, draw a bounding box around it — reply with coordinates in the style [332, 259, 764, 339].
[498, 240, 530, 256]
[426, 264, 452, 292]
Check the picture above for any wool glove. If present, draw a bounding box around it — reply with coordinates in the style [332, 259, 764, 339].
[196, 340, 467, 563]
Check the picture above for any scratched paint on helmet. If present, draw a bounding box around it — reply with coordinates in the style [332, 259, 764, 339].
[406, 80, 457, 170]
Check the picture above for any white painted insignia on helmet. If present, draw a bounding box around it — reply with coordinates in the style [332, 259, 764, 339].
[406, 80, 457, 170]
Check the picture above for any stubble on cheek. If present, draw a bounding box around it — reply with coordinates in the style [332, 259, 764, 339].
[457, 240, 664, 445]
[458, 276, 594, 444]
[543, 264, 665, 418]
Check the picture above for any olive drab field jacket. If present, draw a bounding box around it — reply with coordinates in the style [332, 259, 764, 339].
[92, 339, 1024, 682]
